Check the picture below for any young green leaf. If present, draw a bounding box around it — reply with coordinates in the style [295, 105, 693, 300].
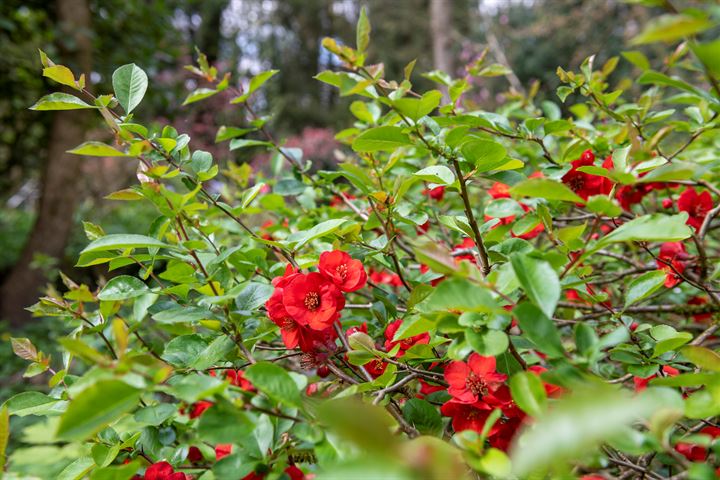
[112, 63, 148, 114]
[30, 93, 95, 111]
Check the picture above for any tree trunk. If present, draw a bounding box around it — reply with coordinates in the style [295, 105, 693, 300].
[430, 0, 453, 101]
[0, 0, 92, 327]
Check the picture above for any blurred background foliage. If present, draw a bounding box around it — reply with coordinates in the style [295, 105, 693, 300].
[0, 0, 662, 396]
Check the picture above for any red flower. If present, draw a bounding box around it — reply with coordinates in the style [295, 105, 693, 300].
[318, 250, 367, 292]
[369, 268, 403, 287]
[675, 426, 720, 462]
[440, 399, 496, 434]
[144, 462, 187, 480]
[678, 188, 713, 231]
[633, 365, 679, 392]
[662, 198, 674, 209]
[187, 446, 203, 463]
[267, 288, 337, 352]
[225, 369, 255, 391]
[688, 296, 712, 323]
[444, 353, 508, 404]
[283, 272, 345, 330]
[284, 466, 305, 480]
[656, 242, 689, 288]
[215, 444, 232, 461]
[423, 185, 445, 201]
[561, 150, 613, 200]
[329, 193, 356, 207]
[616, 185, 647, 211]
[488, 182, 511, 199]
[417, 379, 446, 398]
[384, 319, 430, 356]
[188, 401, 213, 419]
[364, 358, 387, 378]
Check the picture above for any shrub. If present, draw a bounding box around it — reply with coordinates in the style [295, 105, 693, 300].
[4, 4, 720, 479]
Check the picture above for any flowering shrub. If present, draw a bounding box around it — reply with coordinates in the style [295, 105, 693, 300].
[4, 4, 720, 480]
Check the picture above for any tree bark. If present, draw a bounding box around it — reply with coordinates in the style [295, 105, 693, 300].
[0, 0, 92, 326]
[430, 0, 453, 101]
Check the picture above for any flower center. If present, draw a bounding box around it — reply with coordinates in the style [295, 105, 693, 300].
[466, 372, 489, 397]
[568, 175, 585, 192]
[336, 263, 348, 280]
[304, 292, 320, 311]
[695, 204, 708, 217]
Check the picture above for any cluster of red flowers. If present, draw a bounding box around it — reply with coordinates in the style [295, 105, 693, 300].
[440, 354, 560, 451]
[561, 150, 714, 221]
[678, 187, 713, 231]
[485, 174, 544, 240]
[656, 242, 690, 288]
[266, 251, 367, 353]
[562, 150, 614, 201]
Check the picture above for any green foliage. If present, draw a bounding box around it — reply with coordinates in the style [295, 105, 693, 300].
[6, 2, 720, 478]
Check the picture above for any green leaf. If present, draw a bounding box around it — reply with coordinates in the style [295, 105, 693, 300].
[585, 195, 622, 217]
[67, 141, 130, 157]
[229, 139, 272, 150]
[2, 392, 62, 417]
[112, 64, 148, 114]
[356, 6, 371, 53]
[509, 372, 547, 417]
[510, 254, 560, 318]
[244, 362, 303, 409]
[163, 335, 209, 367]
[402, 398, 442, 436]
[414, 165, 455, 185]
[152, 306, 216, 324]
[461, 140, 507, 172]
[692, 39, 720, 77]
[56, 380, 140, 441]
[285, 219, 348, 250]
[190, 336, 236, 370]
[351, 126, 412, 152]
[97, 275, 150, 301]
[133, 403, 176, 426]
[198, 402, 255, 444]
[682, 346, 720, 372]
[631, 14, 713, 45]
[621, 51, 650, 70]
[230, 70, 279, 104]
[510, 178, 585, 204]
[235, 283, 274, 314]
[624, 271, 666, 309]
[89, 461, 140, 480]
[510, 387, 683, 476]
[393, 91, 442, 121]
[182, 87, 218, 105]
[80, 234, 175, 254]
[421, 278, 498, 313]
[29, 93, 95, 111]
[466, 329, 509, 357]
[597, 214, 692, 247]
[42, 65, 80, 90]
[653, 332, 692, 357]
[513, 302, 564, 358]
[57, 457, 95, 480]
